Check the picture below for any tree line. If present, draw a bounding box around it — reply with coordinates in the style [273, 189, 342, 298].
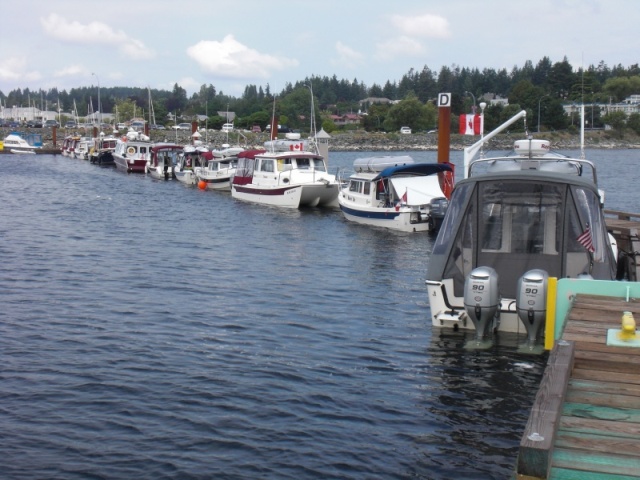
[2, 56, 640, 135]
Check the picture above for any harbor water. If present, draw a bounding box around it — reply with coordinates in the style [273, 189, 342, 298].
[1, 148, 637, 479]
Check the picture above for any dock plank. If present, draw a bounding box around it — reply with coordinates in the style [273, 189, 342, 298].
[552, 446, 640, 478]
[519, 293, 640, 479]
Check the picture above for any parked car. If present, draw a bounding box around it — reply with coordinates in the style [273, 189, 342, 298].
[45, 119, 60, 128]
[65, 121, 77, 128]
[172, 123, 191, 131]
[26, 119, 43, 128]
[400, 126, 412, 134]
[221, 123, 234, 132]
[116, 122, 127, 131]
[150, 124, 165, 130]
[251, 125, 262, 133]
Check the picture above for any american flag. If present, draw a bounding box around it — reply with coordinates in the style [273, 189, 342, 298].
[577, 224, 595, 253]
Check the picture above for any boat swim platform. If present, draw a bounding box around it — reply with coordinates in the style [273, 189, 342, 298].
[516, 291, 640, 479]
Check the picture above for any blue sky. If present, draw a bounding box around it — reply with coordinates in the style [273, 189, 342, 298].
[1, 0, 638, 98]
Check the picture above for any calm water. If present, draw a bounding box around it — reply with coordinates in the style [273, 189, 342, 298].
[1, 148, 637, 479]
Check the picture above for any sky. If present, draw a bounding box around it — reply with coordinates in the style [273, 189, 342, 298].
[1, 0, 638, 100]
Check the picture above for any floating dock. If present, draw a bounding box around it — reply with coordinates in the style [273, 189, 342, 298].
[517, 289, 640, 479]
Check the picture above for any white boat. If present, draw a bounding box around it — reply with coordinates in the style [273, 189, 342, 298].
[3, 132, 41, 154]
[73, 137, 94, 160]
[426, 110, 618, 348]
[196, 150, 239, 191]
[231, 143, 339, 208]
[337, 155, 452, 232]
[174, 145, 210, 186]
[113, 130, 152, 173]
[145, 143, 183, 180]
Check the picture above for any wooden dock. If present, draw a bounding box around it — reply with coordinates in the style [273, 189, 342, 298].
[517, 293, 640, 479]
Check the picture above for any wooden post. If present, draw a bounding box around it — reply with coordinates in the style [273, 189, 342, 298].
[52, 126, 57, 147]
[437, 93, 451, 164]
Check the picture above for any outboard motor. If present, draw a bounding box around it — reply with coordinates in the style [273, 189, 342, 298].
[516, 269, 548, 347]
[464, 267, 500, 341]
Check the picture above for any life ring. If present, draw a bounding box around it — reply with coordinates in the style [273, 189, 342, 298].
[127, 146, 135, 155]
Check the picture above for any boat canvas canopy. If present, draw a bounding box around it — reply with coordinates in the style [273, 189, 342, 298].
[428, 173, 616, 299]
[389, 176, 445, 205]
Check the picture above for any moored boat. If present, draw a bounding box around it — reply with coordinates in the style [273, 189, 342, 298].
[426, 110, 619, 347]
[145, 143, 183, 180]
[89, 135, 118, 166]
[174, 145, 211, 186]
[231, 140, 339, 208]
[196, 147, 242, 191]
[338, 155, 452, 232]
[113, 130, 152, 173]
[3, 132, 41, 154]
[73, 137, 94, 160]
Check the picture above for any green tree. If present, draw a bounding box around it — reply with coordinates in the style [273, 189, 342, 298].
[115, 98, 138, 123]
[601, 110, 627, 137]
[627, 113, 640, 135]
[382, 92, 435, 132]
[602, 76, 640, 102]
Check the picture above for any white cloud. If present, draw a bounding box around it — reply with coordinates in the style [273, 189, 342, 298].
[390, 13, 451, 38]
[330, 41, 365, 68]
[40, 13, 155, 60]
[186, 34, 298, 79]
[53, 65, 89, 78]
[0, 57, 41, 83]
[375, 36, 426, 61]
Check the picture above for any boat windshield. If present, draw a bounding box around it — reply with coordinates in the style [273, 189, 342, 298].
[433, 179, 615, 298]
[311, 158, 326, 171]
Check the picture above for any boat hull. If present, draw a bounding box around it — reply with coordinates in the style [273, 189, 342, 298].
[114, 155, 146, 173]
[339, 201, 431, 232]
[232, 183, 338, 208]
[175, 170, 197, 186]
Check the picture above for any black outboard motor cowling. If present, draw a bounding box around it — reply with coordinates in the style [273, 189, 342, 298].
[464, 266, 500, 341]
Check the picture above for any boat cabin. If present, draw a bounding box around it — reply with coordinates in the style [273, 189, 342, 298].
[427, 160, 617, 301]
[233, 150, 327, 186]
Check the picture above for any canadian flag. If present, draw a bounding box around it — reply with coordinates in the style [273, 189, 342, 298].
[401, 189, 408, 204]
[459, 114, 481, 135]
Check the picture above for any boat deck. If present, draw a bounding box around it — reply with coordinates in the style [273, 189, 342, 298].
[517, 293, 640, 479]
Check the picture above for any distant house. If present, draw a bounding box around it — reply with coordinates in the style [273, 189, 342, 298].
[481, 93, 509, 107]
[359, 97, 393, 110]
[330, 113, 362, 126]
[563, 93, 640, 118]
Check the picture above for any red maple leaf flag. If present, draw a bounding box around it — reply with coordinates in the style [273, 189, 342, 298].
[577, 224, 595, 253]
[459, 114, 481, 135]
[401, 189, 408, 204]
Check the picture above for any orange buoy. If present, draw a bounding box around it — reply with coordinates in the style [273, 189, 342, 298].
[198, 180, 207, 190]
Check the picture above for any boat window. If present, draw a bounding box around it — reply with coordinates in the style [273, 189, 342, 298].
[433, 183, 473, 255]
[277, 158, 293, 171]
[296, 158, 310, 169]
[209, 161, 219, 171]
[571, 187, 607, 262]
[349, 180, 362, 193]
[363, 182, 371, 195]
[311, 158, 326, 171]
[236, 157, 255, 177]
[261, 159, 275, 172]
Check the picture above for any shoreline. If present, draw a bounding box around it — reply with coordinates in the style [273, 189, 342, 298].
[3, 127, 640, 153]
